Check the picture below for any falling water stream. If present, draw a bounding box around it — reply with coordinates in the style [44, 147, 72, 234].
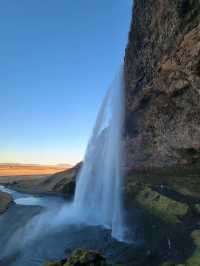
[73, 68, 125, 240]
[0, 69, 131, 265]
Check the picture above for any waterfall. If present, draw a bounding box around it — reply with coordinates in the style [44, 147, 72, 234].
[73, 68, 125, 241]
[1, 69, 127, 260]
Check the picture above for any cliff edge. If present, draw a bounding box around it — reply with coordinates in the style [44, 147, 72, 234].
[124, 0, 200, 170]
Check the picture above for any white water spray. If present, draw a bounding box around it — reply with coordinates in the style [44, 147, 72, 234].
[73, 68, 125, 240]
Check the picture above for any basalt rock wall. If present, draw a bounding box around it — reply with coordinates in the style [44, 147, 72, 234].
[124, 0, 200, 170]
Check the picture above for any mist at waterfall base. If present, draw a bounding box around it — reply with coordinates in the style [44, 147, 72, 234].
[2, 70, 132, 259]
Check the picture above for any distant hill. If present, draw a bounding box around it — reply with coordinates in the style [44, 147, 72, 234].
[10, 162, 82, 197]
[0, 163, 72, 177]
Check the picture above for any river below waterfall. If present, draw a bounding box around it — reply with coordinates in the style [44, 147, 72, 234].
[0, 185, 136, 266]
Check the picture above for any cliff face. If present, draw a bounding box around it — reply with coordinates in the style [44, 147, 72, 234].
[124, 0, 200, 170]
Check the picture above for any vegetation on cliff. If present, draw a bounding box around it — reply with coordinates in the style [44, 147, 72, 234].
[124, 168, 200, 266]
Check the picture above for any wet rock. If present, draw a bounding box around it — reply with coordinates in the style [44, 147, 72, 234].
[0, 192, 13, 214]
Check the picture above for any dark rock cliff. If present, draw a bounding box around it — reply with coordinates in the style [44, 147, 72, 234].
[124, 0, 200, 170]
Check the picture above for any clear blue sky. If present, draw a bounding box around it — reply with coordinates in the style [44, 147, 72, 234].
[0, 0, 132, 165]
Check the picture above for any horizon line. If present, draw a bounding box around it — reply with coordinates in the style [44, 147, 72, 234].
[0, 162, 77, 167]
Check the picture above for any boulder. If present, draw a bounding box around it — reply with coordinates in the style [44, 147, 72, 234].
[43, 249, 117, 266]
[0, 192, 13, 214]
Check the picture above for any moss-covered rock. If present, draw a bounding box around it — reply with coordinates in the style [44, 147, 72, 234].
[64, 249, 113, 266]
[124, 169, 200, 265]
[43, 249, 116, 266]
[185, 230, 200, 266]
[126, 167, 200, 199]
[163, 230, 200, 266]
[137, 186, 189, 224]
[44, 263, 61, 266]
[126, 181, 189, 224]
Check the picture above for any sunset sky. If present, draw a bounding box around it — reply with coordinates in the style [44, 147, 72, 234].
[0, 0, 132, 165]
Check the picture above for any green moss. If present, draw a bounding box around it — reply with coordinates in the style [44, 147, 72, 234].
[44, 249, 115, 266]
[43, 262, 61, 266]
[183, 230, 200, 266]
[186, 249, 200, 266]
[134, 186, 189, 224]
[64, 249, 113, 266]
[124, 167, 200, 266]
[126, 166, 200, 198]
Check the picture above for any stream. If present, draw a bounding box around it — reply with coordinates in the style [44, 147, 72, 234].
[0, 185, 135, 266]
